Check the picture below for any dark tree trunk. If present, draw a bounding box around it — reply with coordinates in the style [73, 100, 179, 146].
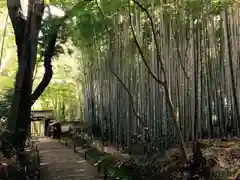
[7, 3, 27, 134]
[6, 0, 87, 149]
[6, 0, 45, 149]
[194, 25, 199, 139]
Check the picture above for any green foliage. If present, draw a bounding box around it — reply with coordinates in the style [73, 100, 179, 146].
[50, 0, 77, 8]
[35, 81, 80, 120]
[85, 148, 107, 160]
[99, 0, 123, 15]
[0, 88, 13, 121]
[88, 150, 131, 180]
[57, 0, 236, 62]
[57, 0, 124, 49]
[0, 0, 5, 8]
[95, 154, 116, 168]
[33, 32, 83, 120]
[39, 18, 65, 57]
[107, 167, 130, 180]
[183, 0, 234, 18]
[66, 4, 110, 47]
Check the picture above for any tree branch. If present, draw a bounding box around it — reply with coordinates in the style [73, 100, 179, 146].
[31, 27, 58, 105]
[131, 0, 165, 72]
[173, 31, 190, 79]
[111, 69, 147, 127]
[128, 0, 188, 162]
[95, 0, 113, 35]
[30, 0, 93, 105]
[128, 1, 165, 85]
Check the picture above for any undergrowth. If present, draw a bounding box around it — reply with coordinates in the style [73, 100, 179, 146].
[84, 138, 240, 180]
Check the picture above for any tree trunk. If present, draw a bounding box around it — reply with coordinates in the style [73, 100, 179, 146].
[224, 9, 240, 134]
[7, 0, 44, 149]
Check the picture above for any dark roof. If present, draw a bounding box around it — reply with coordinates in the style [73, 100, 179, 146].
[60, 121, 82, 125]
[31, 110, 54, 118]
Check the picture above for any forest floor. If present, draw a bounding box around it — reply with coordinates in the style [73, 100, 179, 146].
[49, 135, 240, 180]
[38, 137, 102, 180]
[71, 137, 240, 180]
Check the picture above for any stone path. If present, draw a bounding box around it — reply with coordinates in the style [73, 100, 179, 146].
[38, 137, 102, 180]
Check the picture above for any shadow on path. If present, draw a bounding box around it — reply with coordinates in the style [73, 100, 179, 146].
[38, 137, 102, 180]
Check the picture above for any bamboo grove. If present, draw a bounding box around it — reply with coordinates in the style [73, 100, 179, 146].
[66, 0, 240, 153]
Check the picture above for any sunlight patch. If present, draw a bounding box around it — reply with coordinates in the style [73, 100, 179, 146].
[43, 5, 65, 19]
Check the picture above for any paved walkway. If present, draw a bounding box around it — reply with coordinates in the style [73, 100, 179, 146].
[38, 137, 102, 180]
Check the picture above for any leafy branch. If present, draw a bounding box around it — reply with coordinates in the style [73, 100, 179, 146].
[30, 0, 93, 105]
[31, 27, 58, 105]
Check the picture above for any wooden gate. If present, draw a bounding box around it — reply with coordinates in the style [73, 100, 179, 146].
[30, 110, 54, 137]
[31, 121, 44, 137]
